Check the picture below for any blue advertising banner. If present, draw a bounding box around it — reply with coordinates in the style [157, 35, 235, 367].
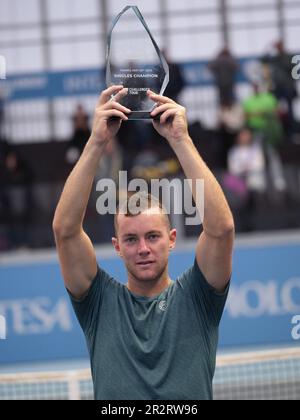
[1, 57, 265, 102]
[2, 69, 106, 101]
[0, 237, 300, 365]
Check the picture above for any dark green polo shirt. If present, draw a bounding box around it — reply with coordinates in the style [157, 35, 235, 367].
[69, 259, 229, 400]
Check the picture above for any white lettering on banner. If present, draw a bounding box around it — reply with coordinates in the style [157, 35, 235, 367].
[2, 76, 48, 99]
[292, 55, 300, 80]
[6, 76, 47, 91]
[0, 55, 6, 80]
[226, 278, 300, 318]
[0, 298, 72, 335]
[0, 315, 6, 339]
[64, 74, 100, 93]
[291, 315, 300, 340]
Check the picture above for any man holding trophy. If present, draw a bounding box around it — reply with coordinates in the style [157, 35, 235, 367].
[53, 6, 234, 400]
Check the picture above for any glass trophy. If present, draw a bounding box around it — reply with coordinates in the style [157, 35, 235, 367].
[106, 5, 169, 120]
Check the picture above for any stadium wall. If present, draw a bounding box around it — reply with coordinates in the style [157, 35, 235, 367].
[0, 231, 300, 365]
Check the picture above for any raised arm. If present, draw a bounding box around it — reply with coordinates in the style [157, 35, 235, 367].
[149, 91, 234, 292]
[53, 86, 130, 299]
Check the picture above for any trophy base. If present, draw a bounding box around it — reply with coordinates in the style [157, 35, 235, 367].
[127, 111, 163, 121]
[110, 112, 162, 121]
[128, 111, 152, 120]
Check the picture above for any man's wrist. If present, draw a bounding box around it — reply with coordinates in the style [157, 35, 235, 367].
[87, 134, 109, 150]
[168, 134, 193, 149]
[83, 136, 108, 159]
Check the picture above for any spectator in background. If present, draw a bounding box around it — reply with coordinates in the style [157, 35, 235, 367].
[218, 99, 245, 168]
[209, 47, 239, 105]
[263, 40, 298, 135]
[162, 50, 185, 102]
[0, 149, 34, 249]
[226, 128, 266, 231]
[243, 84, 286, 192]
[243, 83, 283, 147]
[228, 128, 266, 194]
[66, 104, 91, 164]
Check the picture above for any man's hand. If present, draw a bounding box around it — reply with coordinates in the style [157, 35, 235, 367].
[149, 90, 189, 145]
[90, 85, 131, 146]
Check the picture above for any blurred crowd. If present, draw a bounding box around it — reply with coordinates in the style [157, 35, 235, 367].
[0, 40, 299, 251]
[211, 40, 299, 231]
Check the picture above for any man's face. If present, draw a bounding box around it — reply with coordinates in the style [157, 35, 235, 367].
[112, 208, 176, 284]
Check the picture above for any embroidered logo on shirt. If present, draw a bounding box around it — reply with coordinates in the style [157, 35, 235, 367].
[158, 300, 168, 312]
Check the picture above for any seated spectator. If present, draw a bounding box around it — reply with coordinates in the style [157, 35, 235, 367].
[228, 128, 267, 194]
[225, 128, 267, 231]
[218, 99, 245, 168]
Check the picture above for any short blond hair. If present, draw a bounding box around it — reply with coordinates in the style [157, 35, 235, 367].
[114, 191, 170, 235]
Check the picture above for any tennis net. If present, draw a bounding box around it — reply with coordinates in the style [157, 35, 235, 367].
[0, 347, 299, 400]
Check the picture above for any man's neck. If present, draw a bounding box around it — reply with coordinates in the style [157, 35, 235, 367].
[127, 273, 172, 298]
